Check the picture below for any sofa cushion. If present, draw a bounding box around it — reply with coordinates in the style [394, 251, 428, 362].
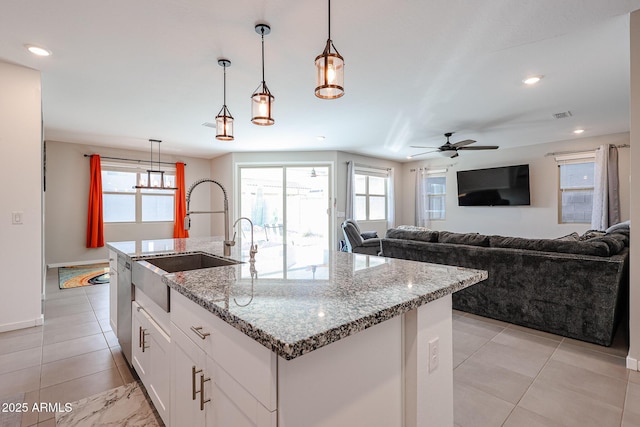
[385, 227, 439, 242]
[587, 234, 626, 254]
[360, 231, 378, 240]
[439, 231, 490, 247]
[489, 235, 610, 256]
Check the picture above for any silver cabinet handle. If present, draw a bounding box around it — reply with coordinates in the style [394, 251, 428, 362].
[192, 366, 202, 401]
[139, 326, 143, 348]
[200, 374, 211, 410]
[141, 329, 149, 352]
[190, 326, 210, 340]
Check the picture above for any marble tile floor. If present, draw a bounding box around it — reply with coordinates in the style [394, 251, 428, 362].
[0, 267, 638, 426]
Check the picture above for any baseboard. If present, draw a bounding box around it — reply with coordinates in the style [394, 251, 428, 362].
[627, 355, 639, 371]
[47, 259, 109, 269]
[0, 315, 44, 333]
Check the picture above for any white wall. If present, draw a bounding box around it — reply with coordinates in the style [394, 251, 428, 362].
[45, 140, 212, 265]
[0, 61, 43, 331]
[400, 133, 630, 238]
[628, 9, 640, 370]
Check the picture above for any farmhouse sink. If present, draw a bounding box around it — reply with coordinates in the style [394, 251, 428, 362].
[143, 252, 240, 272]
[132, 252, 241, 312]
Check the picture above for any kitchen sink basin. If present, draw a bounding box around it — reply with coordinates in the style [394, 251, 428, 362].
[142, 252, 240, 273]
[132, 252, 241, 312]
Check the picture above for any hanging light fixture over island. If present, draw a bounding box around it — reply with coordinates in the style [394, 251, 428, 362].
[315, 0, 344, 99]
[251, 23, 275, 126]
[215, 58, 234, 141]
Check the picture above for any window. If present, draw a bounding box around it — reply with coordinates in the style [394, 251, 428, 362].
[425, 171, 446, 220]
[556, 153, 595, 224]
[102, 164, 175, 223]
[354, 168, 388, 221]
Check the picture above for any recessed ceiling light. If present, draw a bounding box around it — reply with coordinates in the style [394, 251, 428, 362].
[25, 44, 51, 57]
[523, 75, 543, 85]
[406, 155, 413, 159]
[316, 135, 326, 141]
[573, 129, 585, 134]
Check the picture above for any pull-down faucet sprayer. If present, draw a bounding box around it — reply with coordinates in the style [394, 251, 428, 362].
[184, 178, 235, 256]
[232, 217, 258, 263]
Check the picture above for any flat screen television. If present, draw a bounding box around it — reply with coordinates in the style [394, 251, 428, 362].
[457, 164, 530, 206]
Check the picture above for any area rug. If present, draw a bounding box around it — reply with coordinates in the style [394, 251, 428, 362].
[56, 382, 161, 427]
[59, 263, 110, 289]
[0, 392, 24, 427]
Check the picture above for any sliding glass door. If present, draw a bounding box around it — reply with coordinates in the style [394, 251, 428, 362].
[238, 165, 330, 279]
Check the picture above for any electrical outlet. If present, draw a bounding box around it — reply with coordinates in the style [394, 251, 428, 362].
[12, 211, 23, 225]
[428, 337, 439, 373]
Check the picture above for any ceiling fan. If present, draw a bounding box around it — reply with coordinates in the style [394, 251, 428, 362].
[408, 132, 499, 159]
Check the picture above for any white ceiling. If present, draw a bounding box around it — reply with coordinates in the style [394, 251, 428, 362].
[1, 0, 639, 161]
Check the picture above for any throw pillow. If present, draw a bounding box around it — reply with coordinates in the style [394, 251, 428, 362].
[579, 230, 606, 241]
[555, 232, 580, 241]
[385, 227, 439, 242]
[360, 231, 378, 240]
[606, 220, 630, 234]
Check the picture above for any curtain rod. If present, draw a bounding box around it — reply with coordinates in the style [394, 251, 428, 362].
[351, 162, 391, 171]
[544, 144, 629, 157]
[84, 154, 186, 167]
[410, 164, 454, 172]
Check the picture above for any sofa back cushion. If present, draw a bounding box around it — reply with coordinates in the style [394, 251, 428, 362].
[489, 235, 611, 256]
[385, 227, 439, 242]
[438, 231, 490, 247]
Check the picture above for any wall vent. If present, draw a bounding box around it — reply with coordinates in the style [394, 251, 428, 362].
[552, 111, 572, 119]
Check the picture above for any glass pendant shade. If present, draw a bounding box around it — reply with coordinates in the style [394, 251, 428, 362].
[315, 42, 344, 99]
[251, 85, 274, 126]
[215, 106, 234, 141]
[251, 24, 275, 126]
[215, 59, 234, 141]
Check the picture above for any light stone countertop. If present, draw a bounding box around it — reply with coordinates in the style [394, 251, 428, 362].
[108, 236, 487, 360]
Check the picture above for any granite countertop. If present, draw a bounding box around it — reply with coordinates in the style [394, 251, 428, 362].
[107, 237, 487, 360]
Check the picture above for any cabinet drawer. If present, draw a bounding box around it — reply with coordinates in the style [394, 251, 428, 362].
[170, 289, 277, 411]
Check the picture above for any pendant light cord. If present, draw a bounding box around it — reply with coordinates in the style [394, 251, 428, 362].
[328, 0, 331, 40]
[261, 28, 266, 85]
[223, 63, 227, 106]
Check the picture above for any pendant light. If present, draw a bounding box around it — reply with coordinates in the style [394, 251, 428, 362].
[315, 0, 344, 99]
[134, 139, 178, 190]
[215, 59, 234, 141]
[251, 24, 275, 126]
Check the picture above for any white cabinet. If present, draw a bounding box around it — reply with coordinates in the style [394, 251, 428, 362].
[108, 250, 118, 332]
[132, 302, 171, 426]
[170, 290, 276, 427]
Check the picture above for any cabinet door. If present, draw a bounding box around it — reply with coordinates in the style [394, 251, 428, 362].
[206, 357, 276, 427]
[108, 250, 118, 332]
[131, 303, 150, 383]
[172, 324, 206, 427]
[145, 313, 171, 426]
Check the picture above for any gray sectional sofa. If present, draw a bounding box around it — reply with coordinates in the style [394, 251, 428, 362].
[376, 226, 630, 346]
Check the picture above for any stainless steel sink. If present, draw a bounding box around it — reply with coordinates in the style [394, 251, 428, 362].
[143, 252, 240, 272]
[132, 252, 241, 312]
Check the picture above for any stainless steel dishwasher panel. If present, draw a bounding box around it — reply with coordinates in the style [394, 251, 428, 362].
[116, 254, 133, 366]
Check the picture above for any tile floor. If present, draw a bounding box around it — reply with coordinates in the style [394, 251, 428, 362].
[0, 268, 638, 426]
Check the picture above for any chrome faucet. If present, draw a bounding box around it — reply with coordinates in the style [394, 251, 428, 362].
[184, 178, 235, 256]
[232, 217, 258, 262]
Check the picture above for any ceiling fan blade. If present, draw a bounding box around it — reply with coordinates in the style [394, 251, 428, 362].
[457, 145, 499, 150]
[408, 150, 439, 158]
[409, 145, 440, 148]
[451, 139, 476, 148]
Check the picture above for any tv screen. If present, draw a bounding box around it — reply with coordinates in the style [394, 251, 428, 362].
[457, 164, 530, 206]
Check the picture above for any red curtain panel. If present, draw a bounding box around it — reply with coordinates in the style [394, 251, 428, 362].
[173, 162, 189, 238]
[86, 154, 104, 248]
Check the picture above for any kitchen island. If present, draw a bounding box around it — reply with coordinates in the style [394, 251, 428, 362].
[108, 236, 487, 427]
